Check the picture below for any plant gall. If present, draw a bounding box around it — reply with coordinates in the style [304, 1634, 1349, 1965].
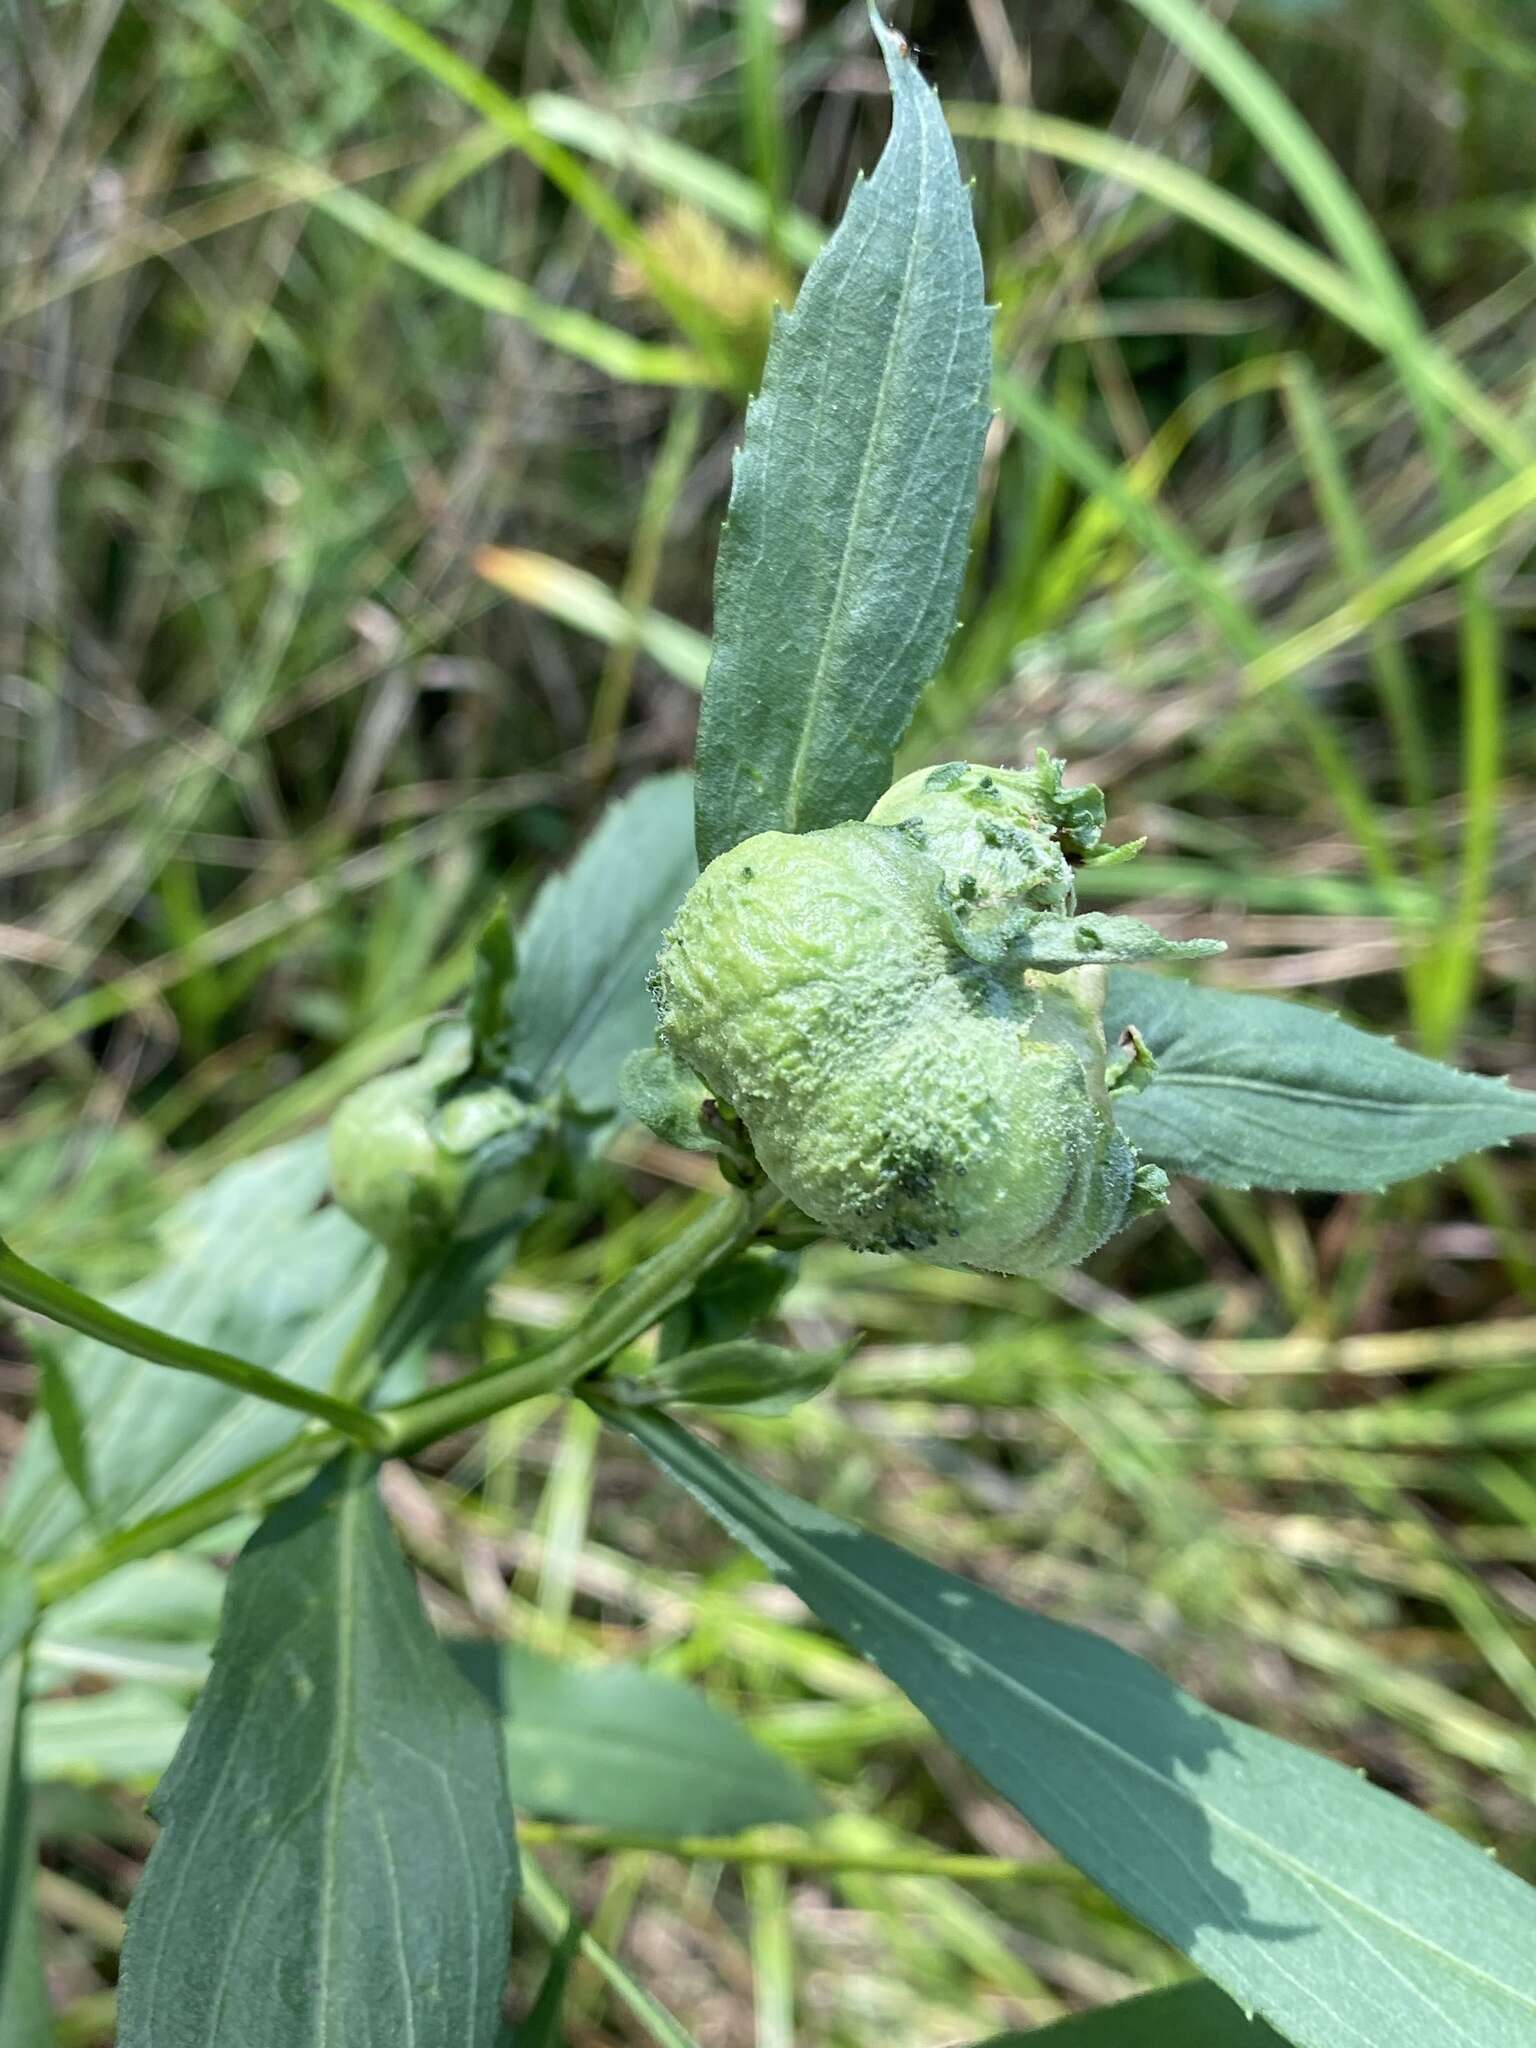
[648, 767, 1179, 1277]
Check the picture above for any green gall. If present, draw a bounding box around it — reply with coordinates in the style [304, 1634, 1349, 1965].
[650, 810, 1165, 1277]
[867, 753, 1112, 920]
[329, 1023, 557, 1252]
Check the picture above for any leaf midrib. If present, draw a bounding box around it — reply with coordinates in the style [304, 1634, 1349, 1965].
[1145, 1068, 1532, 1119]
[780, 97, 931, 834]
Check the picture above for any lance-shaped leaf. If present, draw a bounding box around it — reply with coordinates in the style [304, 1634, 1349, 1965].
[950, 907, 1223, 972]
[975, 1980, 1288, 2045]
[118, 1456, 517, 2048]
[512, 773, 697, 1113]
[693, 8, 992, 867]
[616, 1409, 1536, 2048]
[457, 1640, 816, 1836]
[1104, 969, 1536, 1191]
[606, 1338, 847, 1416]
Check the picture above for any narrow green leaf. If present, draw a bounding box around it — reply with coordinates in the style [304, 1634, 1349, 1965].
[1103, 970, 1536, 1191]
[0, 1138, 385, 1566]
[34, 1345, 97, 1529]
[693, 8, 992, 867]
[118, 1456, 517, 2048]
[974, 1979, 1288, 2044]
[510, 1920, 580, 2048]
[512, 774, 697, 1112]
[524, 93, 825, 269]
[955, 909, 1222, 972]
[457, 1641, 815, 1837]
[28, 1686, 189, 1789]
[608, 1338, 846, 1416]
[470, 904, 518, 1075]
[519, 1860, 703, 2048]
[476, 547, 710, 691]
[1, 1637, 55, 2047]
[0, 1557, 33, 1667]
[285, 168, 714, 389]
[617, 1410, 1536, 2048]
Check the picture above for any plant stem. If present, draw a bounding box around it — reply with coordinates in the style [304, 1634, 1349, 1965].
[516, 1820, 1090, 1889]
[28, 1189, 781, 1612]
[0, 1235, 390, 1452]
[31, 1427, 346, 1609]
[375, 1187, 779, 1454]
[327, 1250, 413, 1405]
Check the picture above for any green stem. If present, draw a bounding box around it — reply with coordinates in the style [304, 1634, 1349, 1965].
[376, 1188, 778, 1454]
[0, 1235, 389, 1452]
[28, 1189, 780, 1612]
[516, 1820, 1089, 1889]
[327, 1250, 413, 1405]
[31, 1427, 346, 1609]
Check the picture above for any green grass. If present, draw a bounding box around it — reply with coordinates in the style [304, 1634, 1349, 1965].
[3, 0, 1535, 2040]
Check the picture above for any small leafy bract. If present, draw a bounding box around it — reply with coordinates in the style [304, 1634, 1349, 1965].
[118, 1456, 517, 2048]
[1104, 969, 1536, 1191]
[692, 9, 992, 866]
[619, 1409, 1536, 2048]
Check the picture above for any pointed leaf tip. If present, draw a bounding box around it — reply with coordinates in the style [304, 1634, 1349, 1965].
[693, 0, 989, 865]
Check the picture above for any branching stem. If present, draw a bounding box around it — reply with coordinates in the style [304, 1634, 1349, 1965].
[0, 1235, 389, 1452]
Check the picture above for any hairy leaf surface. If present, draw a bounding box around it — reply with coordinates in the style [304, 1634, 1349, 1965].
[693, 9, 991, 866]
[458, 1641, 815, 1835]
[513, 773, 696, 1111]
[620, 1410, 1536, 2048]
[1105, 969, 1536, 1190]
[118, 1457, 517, 2048]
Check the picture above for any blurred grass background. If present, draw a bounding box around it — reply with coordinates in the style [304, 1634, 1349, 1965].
[3, 0, 1536, 2039]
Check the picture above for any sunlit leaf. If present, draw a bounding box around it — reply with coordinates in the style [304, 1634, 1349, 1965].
[1105, 970, 1536, 1191]
[620, 1409, 1536, 2048]
[693, 9, 991, 866]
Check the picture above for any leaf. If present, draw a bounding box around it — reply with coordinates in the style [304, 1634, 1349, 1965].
[457, 1641, 816, 1836]
[619, 1045, 719, 1155]
[692, 8, 992, 868]
[0, 1138, 386, 1567]
[952, 908, 1223, 972]
[1, 1636, 54, 2047]
[1103, 969, 1536, 1191]
[31, 1554, 222, 1694]
[511, 774, 697, 1114]
[34, 1344, 97, 1529]
[617, 1409, 1536, 2048]
[0, 1557, 33, 1667]
[607, 1338, 847, 1416]
[476, 548, 710, 691]
[27, 1686, 189, 1788]
[656, 1249, 800, 1361]
[470, 903, 518, 1074]
[512, 1921, 580, 2048]
[117, 1457, 517, 2048]
[974, 1979, 1289, 2044]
